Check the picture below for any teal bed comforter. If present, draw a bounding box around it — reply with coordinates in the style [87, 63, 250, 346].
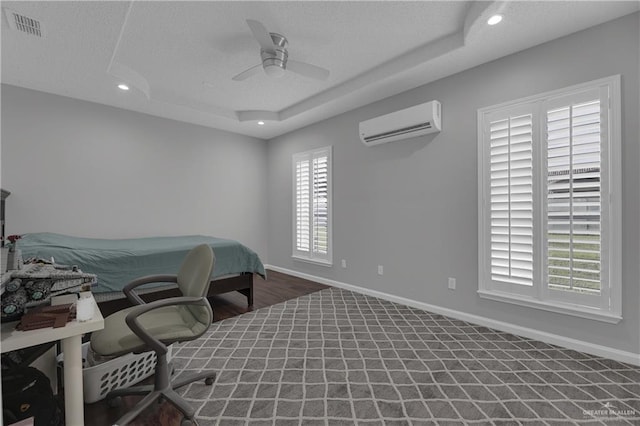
[17, 233, 266, 293]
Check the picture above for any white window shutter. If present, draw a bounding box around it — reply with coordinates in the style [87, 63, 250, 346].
[478, 75, 621, 322]
[312, 155, 329, 255]
[295, 157, 310, 253]
[293, 147, 332, 264]
[488, 113, 534, 287]
[546, 98, 602, 295]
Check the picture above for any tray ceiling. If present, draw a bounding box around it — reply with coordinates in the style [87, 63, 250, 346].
[2, 1, 638, 139]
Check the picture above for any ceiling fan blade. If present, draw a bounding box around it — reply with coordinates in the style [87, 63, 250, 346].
[287, 60, 330, 81]
[232, 64, 263, 81]
[246, 19, 275, 53]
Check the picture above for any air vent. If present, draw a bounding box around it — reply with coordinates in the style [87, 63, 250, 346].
[364, 122, 433, 144]
[4, 8, 43, 37]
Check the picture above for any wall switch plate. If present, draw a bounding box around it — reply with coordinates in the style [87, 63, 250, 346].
[341, 259, 347, 268]
[448, 277, 456, 290]
[378, 265, 384, 275]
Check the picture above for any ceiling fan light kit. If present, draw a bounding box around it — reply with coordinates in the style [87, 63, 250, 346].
[261, 33, 288, 78]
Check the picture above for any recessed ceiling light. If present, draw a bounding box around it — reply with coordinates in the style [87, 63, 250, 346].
[257, 121, 265, 125]
[117, 83, 130, 91]
[487, 14, 503, 25]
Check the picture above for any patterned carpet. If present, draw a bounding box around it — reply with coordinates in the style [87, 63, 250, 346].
[171, 288, 640, 425]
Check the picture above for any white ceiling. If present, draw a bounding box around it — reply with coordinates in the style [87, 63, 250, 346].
[2, 1, 638, 140]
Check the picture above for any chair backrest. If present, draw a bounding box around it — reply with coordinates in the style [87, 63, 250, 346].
[178, 244, 215, 297]
[177, 244, 215, 325]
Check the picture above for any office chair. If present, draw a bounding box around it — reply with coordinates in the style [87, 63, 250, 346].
[90, 244, 216, 426]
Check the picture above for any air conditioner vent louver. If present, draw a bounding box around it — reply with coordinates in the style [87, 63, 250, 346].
[359, 100, 441, 146]
[364, 122, 433, 143]
[4, 8, 43, 37]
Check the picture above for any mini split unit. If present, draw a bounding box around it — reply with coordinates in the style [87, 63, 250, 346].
[359, 100, 442, 146]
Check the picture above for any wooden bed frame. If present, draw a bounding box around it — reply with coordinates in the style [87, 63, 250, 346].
[97, 273, 254, 318]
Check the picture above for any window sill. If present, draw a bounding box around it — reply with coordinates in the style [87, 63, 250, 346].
[292, 255, 333, 267]
[477, 289, 622, 324]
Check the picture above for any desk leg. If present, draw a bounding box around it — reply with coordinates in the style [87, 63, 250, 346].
[61, 334, 84, 426]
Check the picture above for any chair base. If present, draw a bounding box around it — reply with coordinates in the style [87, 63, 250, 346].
[107, 370, 216, 426]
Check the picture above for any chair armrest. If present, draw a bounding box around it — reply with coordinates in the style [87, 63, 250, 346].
[123, 274, 179, 306]
[124, 296, 212, 355]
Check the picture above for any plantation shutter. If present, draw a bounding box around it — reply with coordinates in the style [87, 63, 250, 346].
[489, 112, 534, 287]
[295, 156, 310, 252]
[545, 88, 605, 299]
[312, 155, 329, 255]
[479, 76, 620, 320]
[293, 147, 332, 263]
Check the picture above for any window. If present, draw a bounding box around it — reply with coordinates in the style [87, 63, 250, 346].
[478, 76, 621, 323]
[293, 146, 332, 265]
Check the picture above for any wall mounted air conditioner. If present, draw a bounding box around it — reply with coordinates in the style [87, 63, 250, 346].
[359, 100, 441, 146]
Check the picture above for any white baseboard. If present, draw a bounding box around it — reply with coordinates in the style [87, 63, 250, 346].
[265, 264, 640, 367]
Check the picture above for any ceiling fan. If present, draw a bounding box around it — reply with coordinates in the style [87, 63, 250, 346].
[232, 19, 330, 82]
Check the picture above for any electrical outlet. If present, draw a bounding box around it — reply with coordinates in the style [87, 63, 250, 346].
[448, 277, 456, 290]
[378, 265, 384, 275]
[341, 259, 347, 268]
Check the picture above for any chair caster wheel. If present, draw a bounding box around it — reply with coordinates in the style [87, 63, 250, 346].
[204, 376, 215, 386]
[181, 418, 196, 426]
[107, 396, 121, 408]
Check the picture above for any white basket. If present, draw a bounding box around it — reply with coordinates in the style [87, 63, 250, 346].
[59, 342, 172, 403]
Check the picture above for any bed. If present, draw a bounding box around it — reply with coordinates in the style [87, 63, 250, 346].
[16, 233, 266, 315]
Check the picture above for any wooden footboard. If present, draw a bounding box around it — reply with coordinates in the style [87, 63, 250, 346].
[206, 273, 254, 307]
[97, 273, 254, 318]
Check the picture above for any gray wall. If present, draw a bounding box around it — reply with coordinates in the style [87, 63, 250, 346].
[1, 85, 269, 260]
[267, 13, 640, 354]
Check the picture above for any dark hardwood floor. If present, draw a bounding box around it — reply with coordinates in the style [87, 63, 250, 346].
[83, 269, 328, 425]
[208, 269, 329, 322]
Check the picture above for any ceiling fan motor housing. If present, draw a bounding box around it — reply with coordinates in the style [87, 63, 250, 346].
[261, 33, 288, 76]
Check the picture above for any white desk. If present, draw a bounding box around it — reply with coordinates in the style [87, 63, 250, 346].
[1, 293, 104, 426]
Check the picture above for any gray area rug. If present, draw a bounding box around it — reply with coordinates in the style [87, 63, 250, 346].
[172, 288, 640, 425]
